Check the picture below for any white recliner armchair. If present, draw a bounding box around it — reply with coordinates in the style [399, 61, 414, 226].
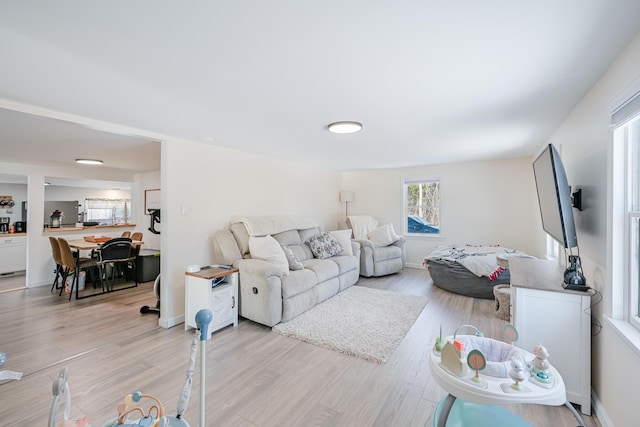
[344, 215, 406, 277]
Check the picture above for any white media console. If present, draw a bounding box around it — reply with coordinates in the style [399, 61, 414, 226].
[509, 257, 594, 415]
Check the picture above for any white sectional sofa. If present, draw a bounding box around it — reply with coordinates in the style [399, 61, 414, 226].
[212, 216, 360, 327]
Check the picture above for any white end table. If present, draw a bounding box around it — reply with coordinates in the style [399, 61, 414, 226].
[185, 266, 239, 339]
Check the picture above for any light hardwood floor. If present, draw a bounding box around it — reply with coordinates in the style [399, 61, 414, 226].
[0, 269, 599, 426]
[0, 273, 26, 293]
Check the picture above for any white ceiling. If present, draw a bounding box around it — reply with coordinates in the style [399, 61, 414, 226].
[0, 109, 160, 174]
[1, 1, 639, 171]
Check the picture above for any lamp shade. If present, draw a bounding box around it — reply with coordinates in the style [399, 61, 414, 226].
[339, 191, 354, 203]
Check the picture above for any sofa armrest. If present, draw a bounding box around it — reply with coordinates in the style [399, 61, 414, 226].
[235, 258, 284, 326]
[236, 258, 284, 278]
[391, 236, 406, 267]
[353, 238, 375, 250]
[350, 240, 361, 259]
[391, 236, 406, 248]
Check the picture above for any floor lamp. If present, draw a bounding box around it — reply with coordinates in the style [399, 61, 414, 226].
[339, 191, 354, 217]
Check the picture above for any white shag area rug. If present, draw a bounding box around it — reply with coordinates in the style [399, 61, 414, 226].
[272, 286, 428, 364]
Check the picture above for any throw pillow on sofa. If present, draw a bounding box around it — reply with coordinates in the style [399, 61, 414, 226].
[306, 232, 343, 259]
[329, 229, 353, 256]
[387, 223, 401, 242]
[249, 235, 290, 276]
[367, 224, 398, 247]
[282, 245, 304, 270]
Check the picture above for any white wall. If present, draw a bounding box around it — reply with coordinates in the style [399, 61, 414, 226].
[132, 170, 161, 251]
[544, 32, 640, 427]
[160, 139, 343, 327]
[342, 156, 540, 266]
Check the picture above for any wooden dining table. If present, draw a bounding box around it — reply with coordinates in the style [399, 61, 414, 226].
[64, 238, 144, 300]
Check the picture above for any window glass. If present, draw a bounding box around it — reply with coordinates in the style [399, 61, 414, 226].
[615, 109, 640, 331]
[404, 178, 441, 235]
[85, 198, 131, 225]
[628, 119, 640, 329]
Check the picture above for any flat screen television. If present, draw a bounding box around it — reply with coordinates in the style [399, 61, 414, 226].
[532, 144, 578, 249]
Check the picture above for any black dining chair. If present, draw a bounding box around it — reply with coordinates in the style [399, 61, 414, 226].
[97, 237, 134, 291]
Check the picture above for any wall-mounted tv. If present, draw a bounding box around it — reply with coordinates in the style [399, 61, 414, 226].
[532, 144, 578, 249]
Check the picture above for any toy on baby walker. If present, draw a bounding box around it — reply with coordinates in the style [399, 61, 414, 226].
[429, 324, 586, 427]
[435, 323, 555, 394]
[103, 392, 168, 427]
[436, 324, 524, 381]
[103, 310, 212, 427]
[49, 309, 214, 427]
[47, 367, 90, 427]
[528, 343, 554, 388]
[510, 358, 525, 387]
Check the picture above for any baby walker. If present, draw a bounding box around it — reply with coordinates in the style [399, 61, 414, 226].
[430, 324, 585, 427]
[48, 309, 213, 427]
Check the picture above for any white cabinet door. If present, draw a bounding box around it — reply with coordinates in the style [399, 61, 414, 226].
[0, 236, 26, 275]
[211, 284, 235, 330]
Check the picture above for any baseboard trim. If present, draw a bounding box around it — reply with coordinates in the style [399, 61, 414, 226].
[27, 280, 50, 288]
[405, 262, 425, 269]
[592, 390, 612, 427]
[160, 313, 185, 329]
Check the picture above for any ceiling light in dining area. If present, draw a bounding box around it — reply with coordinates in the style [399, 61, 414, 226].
[75, 159, 103, 165]
[327, 121, 363, 134]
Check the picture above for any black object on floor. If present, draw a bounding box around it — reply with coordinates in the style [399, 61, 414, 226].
[140, 274, 161, 316]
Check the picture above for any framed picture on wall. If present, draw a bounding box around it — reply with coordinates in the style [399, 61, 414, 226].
[144, 189, 160, 213]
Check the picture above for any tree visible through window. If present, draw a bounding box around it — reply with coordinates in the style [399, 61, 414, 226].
[404, 178, 441, 235]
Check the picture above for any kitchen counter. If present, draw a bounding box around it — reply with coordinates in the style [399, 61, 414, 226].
[43, 224, 136, 233]
[0, 232, 26, 237]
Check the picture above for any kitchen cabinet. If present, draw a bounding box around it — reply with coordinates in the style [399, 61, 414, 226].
[0, 235, 26, 275]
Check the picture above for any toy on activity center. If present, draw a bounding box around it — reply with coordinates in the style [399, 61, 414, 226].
[435, 324, 556, 390]
[430, 323, 586, 427]
[48, 309, 213, 427]
[437, 324, 534, 382]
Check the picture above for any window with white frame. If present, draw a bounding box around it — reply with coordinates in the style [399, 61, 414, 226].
[84, 198, 131, 225]
[545, 230, 563, 261]
[612, 93, 640, 332]
[403, 177, 441, 235]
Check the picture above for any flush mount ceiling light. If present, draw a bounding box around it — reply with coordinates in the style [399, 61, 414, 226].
[75, 159, 103, 165]
[327, 121, 363, 134]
